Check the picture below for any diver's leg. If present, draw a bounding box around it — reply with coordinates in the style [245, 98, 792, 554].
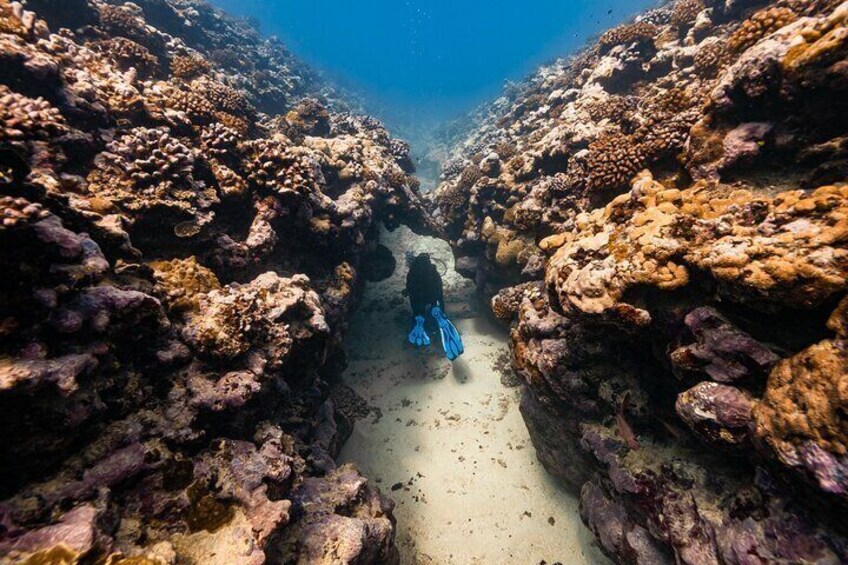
[430, 304, 464, 360]
[408, 315, 431, 347]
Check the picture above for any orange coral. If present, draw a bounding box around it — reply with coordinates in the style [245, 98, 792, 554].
[693, 41, 729, 77]
[599, 21, 658, 52]
[492, 282, 543, 321]
[728, 7, 798, 52]
[0, 197, 49, 230]
[171, 54, 212, 80]
[752, 337, 848, 495]
[0, 0, 31, 37]
[670, 0, 703, 29]
[583, 133, 648, 193]
[546, 173, 848, 321]
[0, 85, 66, 143]
[149, 256, 221, 313]
[92, 37, 159, 77]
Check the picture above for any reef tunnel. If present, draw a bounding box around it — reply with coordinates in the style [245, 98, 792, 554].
[1, 0, 848, 564]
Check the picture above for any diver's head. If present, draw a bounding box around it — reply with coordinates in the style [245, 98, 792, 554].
[411, 253, 432, 268]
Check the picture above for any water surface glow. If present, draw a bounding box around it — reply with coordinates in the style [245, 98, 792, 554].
[210, 0, 658, 124]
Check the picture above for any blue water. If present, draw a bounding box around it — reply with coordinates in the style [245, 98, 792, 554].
[210, 0, 657, 126]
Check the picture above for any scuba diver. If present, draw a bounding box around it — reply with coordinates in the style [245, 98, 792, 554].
[404, 253, 464, 361]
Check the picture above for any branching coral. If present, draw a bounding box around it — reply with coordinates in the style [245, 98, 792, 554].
[200, 122, 242, 159]
[87, 126, 218, 227]
[0, 85, 66, 143]
[728, 6, 798, 52]
[580, 94, 638, 126]
[104, 126, 196, 189]
[151, 80, 217, 123]
[96, 4, 165, 55]
[243, 137, 324, 197]
[599, 21, 658, 53]
[670, 0, 703, 29]
[171, 53, 212, 80]
[637, 108, 700, 157]
[194, 78, 255, 118]
[693, 41, 728, 77]
[92, 37, 159, 78]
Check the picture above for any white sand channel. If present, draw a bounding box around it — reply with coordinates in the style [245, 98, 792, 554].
[337, 226, 607, 565]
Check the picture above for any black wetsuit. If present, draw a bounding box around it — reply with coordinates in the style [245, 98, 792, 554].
[406, 254, 444, 318]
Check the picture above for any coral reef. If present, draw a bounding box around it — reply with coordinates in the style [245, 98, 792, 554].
[0, 0, 431, 563]
[436, 0, 848, 562]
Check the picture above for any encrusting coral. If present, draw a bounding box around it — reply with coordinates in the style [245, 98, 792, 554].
[434, 0, 848, 562]
[0, 0, 432, 563]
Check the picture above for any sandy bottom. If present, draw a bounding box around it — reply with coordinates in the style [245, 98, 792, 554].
[337, 227, 607, 565]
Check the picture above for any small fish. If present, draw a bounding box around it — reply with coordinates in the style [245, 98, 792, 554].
[615, 391, 640, 450]
[659, 418, 687, 440]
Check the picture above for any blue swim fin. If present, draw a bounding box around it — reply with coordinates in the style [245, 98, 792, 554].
[408, 315, 431, 347]
[431, 306, 464, 361]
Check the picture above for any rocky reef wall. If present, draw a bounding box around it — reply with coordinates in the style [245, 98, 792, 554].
[434, 0, 848, 562]
[0, 1, 430, 562]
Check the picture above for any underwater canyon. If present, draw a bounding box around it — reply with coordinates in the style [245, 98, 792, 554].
[0, 0, 847, 564]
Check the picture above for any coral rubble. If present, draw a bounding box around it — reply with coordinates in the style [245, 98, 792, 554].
[0, 0, 428, 562]
[436, 0, 848, 562]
